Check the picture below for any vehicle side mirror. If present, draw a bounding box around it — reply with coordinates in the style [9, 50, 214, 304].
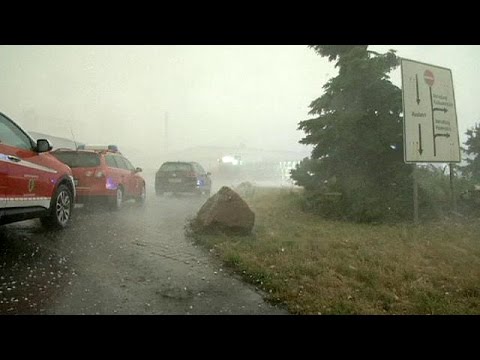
[135, 167, 142, 173]
[36, 139, 53, 153]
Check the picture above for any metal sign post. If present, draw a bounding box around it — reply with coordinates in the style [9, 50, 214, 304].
[413, 165, 419, 224]
[449, 163, 458, 214]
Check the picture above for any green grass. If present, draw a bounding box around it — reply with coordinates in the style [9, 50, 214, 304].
[188, 187, 480, 314]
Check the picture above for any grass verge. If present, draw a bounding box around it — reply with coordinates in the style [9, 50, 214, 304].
[187, 187, 480, 314]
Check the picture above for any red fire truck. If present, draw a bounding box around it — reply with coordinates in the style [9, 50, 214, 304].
[0, 112, 76, 229]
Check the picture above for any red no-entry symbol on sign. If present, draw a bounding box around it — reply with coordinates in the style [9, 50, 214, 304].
[424, 69, 435, 87]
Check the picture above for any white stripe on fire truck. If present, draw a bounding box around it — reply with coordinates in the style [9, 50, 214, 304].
[0, 197, 51, 209]
[0, 154, 57, 174]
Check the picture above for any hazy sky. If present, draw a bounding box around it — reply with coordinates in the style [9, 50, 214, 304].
[1, 45, 479, 158]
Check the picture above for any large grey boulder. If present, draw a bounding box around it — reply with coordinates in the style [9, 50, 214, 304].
[192, 186, 255, 235]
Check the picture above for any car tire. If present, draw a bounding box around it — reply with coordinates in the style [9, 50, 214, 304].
[110, 186, 124, 211]
[136, 184, 146, 205]
[40, 184, 73, 230]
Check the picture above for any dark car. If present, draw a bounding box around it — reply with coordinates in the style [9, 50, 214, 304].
[155, 161, 211, 197]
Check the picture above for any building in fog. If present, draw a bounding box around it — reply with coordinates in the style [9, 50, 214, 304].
[162, 145, 307, 184]
[166, 145, 307, 168]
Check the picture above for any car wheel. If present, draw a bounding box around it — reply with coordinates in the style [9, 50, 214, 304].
[136, 184, 146, 205]
[110, 187, 124, 211]
[41, 184, 73, 230]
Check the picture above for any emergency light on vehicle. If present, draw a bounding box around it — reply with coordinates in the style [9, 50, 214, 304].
[106, 177, 117, 190]
[78, 144, 120, 153]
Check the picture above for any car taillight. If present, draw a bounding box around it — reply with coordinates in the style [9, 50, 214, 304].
[95, 170, 105, 178]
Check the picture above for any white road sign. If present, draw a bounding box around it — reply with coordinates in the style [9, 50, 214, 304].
[401, 58, 460, 163]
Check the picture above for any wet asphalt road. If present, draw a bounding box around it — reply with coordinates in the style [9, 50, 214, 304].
[0, 175, 286, 315]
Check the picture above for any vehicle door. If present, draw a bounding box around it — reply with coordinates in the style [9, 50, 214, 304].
[122, 157, 141, 196]
[0, 113, 54, 210]
[113, 155, 134, 196]
[104, 154, 123, 191]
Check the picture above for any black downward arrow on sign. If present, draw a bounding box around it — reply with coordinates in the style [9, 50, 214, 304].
[416, 74, 420, 105]
[418, 123, 423, 155]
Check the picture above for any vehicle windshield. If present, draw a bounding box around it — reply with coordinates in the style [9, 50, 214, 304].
[159, 163, 192, 172]
[53, 151, 101, 168]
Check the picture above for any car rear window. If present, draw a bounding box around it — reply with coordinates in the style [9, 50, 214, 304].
[53, 152, 101, 168]
[159, 163, 193, 172]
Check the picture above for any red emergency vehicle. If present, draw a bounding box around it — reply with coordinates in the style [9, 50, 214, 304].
[52, 145, 145, 210]
[0, 112, 76, 229]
